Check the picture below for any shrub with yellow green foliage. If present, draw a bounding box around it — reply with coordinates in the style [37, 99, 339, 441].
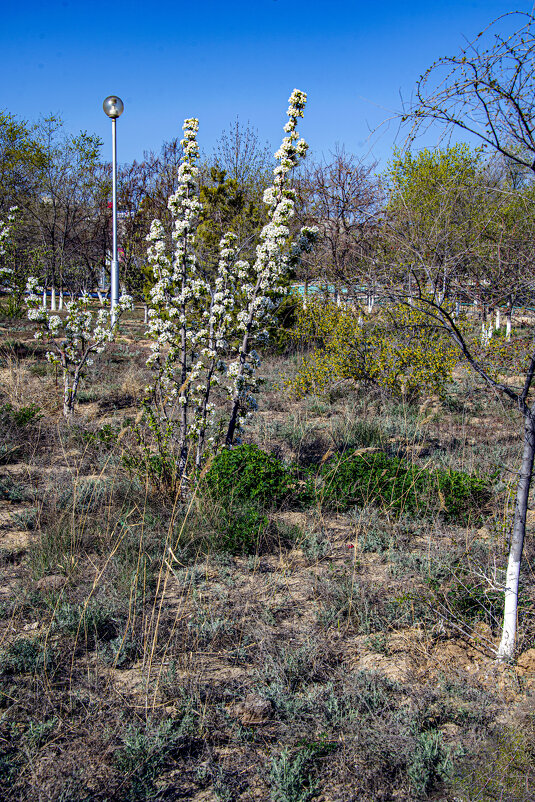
[289, 298, 458, 399]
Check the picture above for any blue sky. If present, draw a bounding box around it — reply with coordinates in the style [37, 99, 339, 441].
[0, 0, 529, 169]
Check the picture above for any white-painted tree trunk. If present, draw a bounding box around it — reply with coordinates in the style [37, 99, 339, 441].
[51, 286, 56, 311]
[506, 302, 512, 341]
[58, 290, 64, 310]
[481, 320, 493, 346]
[497, 411, 535, 660]
[495, 308, 501, 331]
[42, 289, 47, 308]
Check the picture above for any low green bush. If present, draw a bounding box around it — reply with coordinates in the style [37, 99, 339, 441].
[317, 452, 491, 522]
[0, 638, 55, 675]
[0, 402, 41, 427]
[184, 496, 297, 556]
[203, 444, 293, 507]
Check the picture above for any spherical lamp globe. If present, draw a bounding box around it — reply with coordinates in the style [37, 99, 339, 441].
[103, 96, 124, 119]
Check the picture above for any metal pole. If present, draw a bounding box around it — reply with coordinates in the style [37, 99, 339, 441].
[110, 116, 119, 325]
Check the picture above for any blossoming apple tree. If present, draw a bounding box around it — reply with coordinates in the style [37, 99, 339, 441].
[26, 278, 132, 418]
[143, 90, 316, 489]
[0, 206, 18, 283]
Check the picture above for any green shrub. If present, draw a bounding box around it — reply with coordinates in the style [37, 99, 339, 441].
[407, 728, 455, 797]
[0, 638, 55, 675]
[269, 746, 319, 802]
[218, 503, 270, 554]
[317, 451, 491, 522]
[203, 444, 293, 507]
[0, 402, 41, 427]
[184, 497, 296, 556]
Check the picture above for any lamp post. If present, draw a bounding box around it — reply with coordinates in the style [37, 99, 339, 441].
[102, 95, 124, 325]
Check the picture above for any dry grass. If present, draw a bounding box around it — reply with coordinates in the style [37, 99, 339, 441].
[0, 320, 534, 801]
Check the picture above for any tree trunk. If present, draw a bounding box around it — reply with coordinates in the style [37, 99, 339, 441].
[144, 303, 149, 325]
[51, 286, 56, 311]
[497, 409, 535, 660]
[42, 289, 47, 308]
[63, 379, 75, 419]
[506, 299, 512, 341]
[495, 308, 501, 331]
[59, 289, 64, 310]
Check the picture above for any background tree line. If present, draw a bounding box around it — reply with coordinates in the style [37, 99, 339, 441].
[3, 104, 535, 327]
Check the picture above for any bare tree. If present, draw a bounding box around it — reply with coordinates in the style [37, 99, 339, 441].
[296, 146, 379, 303]
[213, 118, 273, 202]
[404, 11, 535, 660]
[407, 12, 535, 170]
[26, 117, 107, 307]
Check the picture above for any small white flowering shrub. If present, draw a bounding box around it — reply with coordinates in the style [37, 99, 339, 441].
[142, 90, 316, 493]
[26, 278, 133, 418]
[0, 206, 18, 285]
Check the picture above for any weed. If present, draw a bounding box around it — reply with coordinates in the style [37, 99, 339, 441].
[452, 726, 535, 801]
[269, 746, 319, 802]
[407, 728, 455, 797]
[0, 401, 41, 427]
[28, 522, 81, 578]
[114, 719, 184, 801]
[328, 416, 385, 451]
[359, 527, 392, 554]
[24, 717, 58, 750]
[0, 637, 55, 675]
[0, 475, 32, 502]
[0, 401, 41, 464]
[187, 602, 237, 646]
[318, 451, 491, 522]
[52, 598, 124, 646]
[11, 507, 37, 530]
[204, 444, 293, 507]
[299, 528, 331, 561]
[99, 635, 141, 668]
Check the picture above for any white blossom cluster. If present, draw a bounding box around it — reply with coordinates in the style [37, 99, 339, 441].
[0, 206, 18, 282]
[144, 90, 315, 468]
[26, 276, 132, 416]
[224, 90, 317, 443]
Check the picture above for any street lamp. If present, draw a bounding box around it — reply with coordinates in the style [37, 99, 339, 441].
[103, 95, 124, 325]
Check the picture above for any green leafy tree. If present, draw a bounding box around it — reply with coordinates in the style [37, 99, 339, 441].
[385, 145, 496, 307]
[197, 166, 266, 277]
[290, 297, 457, 400]
[0, 110, 45, 214]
